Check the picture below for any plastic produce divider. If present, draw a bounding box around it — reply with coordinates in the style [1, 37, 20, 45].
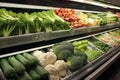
[93, 35, 113, 48]
[88, 41, 104, 53]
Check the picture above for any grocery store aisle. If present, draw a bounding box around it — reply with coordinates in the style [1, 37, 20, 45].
[97, 57, 120, 80]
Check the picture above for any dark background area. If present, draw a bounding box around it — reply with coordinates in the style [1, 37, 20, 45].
[97, 57, 120, 80]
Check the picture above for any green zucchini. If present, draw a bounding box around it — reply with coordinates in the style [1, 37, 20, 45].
[18, 72, 32, 80]
[8, 56, 26, 74]
[23, 52, 38, 66]
[0, 58, 16, 78]
[29, 69, 40, 80]
[34, 65, 49, 80]
[15, 54, 31, 68]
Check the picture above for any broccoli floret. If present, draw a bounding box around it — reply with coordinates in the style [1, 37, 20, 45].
[74, 50, 88, 65]
[74, 50, 87, 59]
[60, 41, 74, 53]
[19, 12, 34, 34]
[53, 45, 72, 60]
[57, 50, 72, 60]
[54, 20, 71, 30]
[52, 41, 74, 61]
[1, 19, 18, 37]
[66, 56, 84, 72]
[37, 10, 70, 31]
[0, 8, 19, 36]
[0, 8, 18, 20]
[42, 18, 55, 32]
[33, 17, 43, 32]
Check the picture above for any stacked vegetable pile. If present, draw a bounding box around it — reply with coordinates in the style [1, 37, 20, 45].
[0, 8, 119, 37]
[55, 8, 119, 27]
[0, 53, 49, 80]
[52, 41, 88, 72]
[54, 8, 88, 28]
[32, 51, 68, 80]
[0, 8, 71, 37]
[85, 12, 118, 26]
[0, 38, 113, 80]
[72, 40, 102, 61]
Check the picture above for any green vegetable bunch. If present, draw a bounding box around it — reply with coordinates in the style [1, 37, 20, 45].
[85, 50, 102, 61]
[0, 8, 71, 37]
[0, 8, 19, 37]
[72, 40, 88, 52]
[92, 41, 110, 52]
[52, 41, 88, 72]
[87, 12, 119, 26]
[52, 41, 74, 61]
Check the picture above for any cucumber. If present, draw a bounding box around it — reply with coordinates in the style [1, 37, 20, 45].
[29, 69, 40, 80]
[8, 56, 26, 74]
[18, 72, 32, 80]
[0, 58, 16, 78]
[23, 52, 38, 66]
[15, 54, 31, 68]
[34, 65, 49, 80]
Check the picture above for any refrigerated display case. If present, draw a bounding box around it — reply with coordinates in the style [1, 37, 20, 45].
[0, 1, 120, 80]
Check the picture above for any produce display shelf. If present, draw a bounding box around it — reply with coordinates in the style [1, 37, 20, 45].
[69, 0, 120, 10]
[64, 44, 120, 80]
[0, 31, 119, 80]
[0, 1, 120, 80]
[73, 23, 119, 35]
[0, 23, 119, 49]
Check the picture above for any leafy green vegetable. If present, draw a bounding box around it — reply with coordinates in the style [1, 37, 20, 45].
[85, 50, 102, 61]
[0, 8, 71, 37]
[0, 8, 19, 36]
[72, 40, 88, 52]
[92, 41, 110, 52]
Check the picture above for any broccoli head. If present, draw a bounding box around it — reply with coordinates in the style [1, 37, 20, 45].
[52, 41, 74, 61]
[60, 41, 74, 53]
[66, 56, 84, 72]
[57, 50, 72, 60]
[74, 50, 88, 65]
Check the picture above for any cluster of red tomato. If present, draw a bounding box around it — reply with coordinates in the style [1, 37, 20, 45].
[116, 13, 120, 18]
[55, 8, 87, 28]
